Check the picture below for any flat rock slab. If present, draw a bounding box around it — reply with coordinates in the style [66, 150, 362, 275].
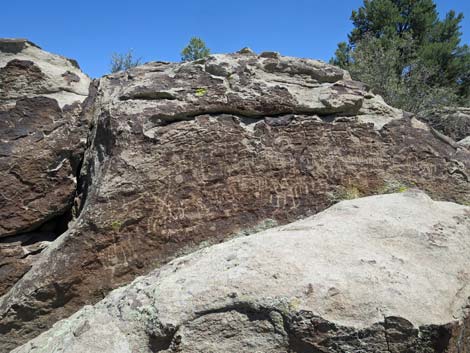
[13, 191, 470, 353]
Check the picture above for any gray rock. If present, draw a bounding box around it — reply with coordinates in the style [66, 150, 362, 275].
[259, 51, 280, 59]
[237, 47, 255, 55]
[110, 52, 401, 124]
[458, 136, 470, 148]
[418, 106, 470, 142]
[13, 191, 470, 353]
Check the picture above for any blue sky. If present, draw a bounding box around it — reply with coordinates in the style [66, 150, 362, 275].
[2, 0, 469, 78]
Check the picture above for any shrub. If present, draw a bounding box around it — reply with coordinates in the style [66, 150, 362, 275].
[337, 34, 460, 113]
[110, 50, 142, 73]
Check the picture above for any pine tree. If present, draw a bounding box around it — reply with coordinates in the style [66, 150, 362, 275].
[331, 0, 469, 108]
[181, 37, 210, 62]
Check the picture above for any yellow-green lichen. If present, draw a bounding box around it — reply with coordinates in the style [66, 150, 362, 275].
[328, 185, 361, 203]
[378, 180, 410, 194]
[195, 87, 207, 96]
[111, 220, 123, 231]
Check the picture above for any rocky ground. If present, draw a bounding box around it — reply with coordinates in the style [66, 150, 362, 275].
[0, 39, 469, 352]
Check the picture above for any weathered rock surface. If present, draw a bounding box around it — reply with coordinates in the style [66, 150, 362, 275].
[459, 136, 470, 148]
[12, 191, 470, 353]
[418, 107, 470, 144]
[0, 39, 90, 299]
[0, 39, 89, 109]
[0, 48, 469, 352]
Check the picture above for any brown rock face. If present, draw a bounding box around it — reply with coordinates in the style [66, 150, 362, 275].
[0, 97, 83, 238]
[0, 49, 469, 351]
[0, 39, 90, 318]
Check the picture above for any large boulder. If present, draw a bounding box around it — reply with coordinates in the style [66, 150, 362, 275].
[12, 191, 470, 353]
[0, 49, 469, 352]
[0, 39, 90, 299]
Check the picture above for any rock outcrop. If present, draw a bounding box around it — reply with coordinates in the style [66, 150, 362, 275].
[418, 107, 470, 146]
[12, 191, 470, 353]
[0, 44, 469, 352]
[0, 39, 90, 302]
[459, 136, 470, 148]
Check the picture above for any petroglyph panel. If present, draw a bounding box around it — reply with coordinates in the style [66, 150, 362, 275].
[2, 51, 469, 353]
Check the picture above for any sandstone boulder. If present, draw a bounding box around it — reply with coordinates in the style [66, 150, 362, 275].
[12, 191, 470, 353]
[0, 39, 90, 299]
[0, 49, 469, 352]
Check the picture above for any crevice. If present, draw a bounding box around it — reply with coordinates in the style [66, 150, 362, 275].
[149, 109, 349, 128]
[383, 317, 392, 353]
[192, 302, 275, 322]
[73, 79, 104, 217]
[19, 247, 44, 259]
[73, 156, 87, 216]
[418, 324, 453, 353]
[0, 205, 74, 249]
[120, 91, 178, 101]
[148, 328, 176, 353]
[1, 124, 88, 253]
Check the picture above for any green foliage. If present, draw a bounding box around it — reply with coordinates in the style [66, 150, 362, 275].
[110, 50, 141, 73]
[181, 37, 210, 62]
[331, 0, 470, 111]
[330, 42, 351, 68]
[345, 34, 459, 113]
[348, 0, 439, 45]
